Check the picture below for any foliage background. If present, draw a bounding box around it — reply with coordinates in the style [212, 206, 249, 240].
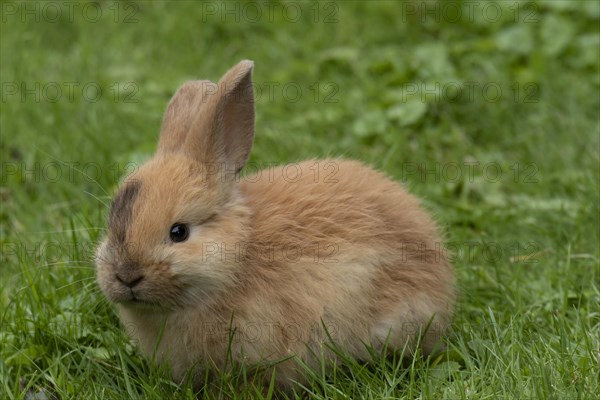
[1, 1, 599, 398]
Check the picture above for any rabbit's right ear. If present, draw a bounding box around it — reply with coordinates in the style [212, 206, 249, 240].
[182, 60, 255, 175]
[157, 80, 217, 154]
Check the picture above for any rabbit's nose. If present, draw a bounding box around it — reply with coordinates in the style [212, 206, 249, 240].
[115, 273, 144, 288]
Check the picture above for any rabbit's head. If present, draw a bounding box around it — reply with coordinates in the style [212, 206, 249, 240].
[96, 61, 255, 310]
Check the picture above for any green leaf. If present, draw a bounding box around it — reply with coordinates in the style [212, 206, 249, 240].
[571, 33, 600, 69]
[386, 98, 428, 126]
[429, 361, 462, 380]
[540, 14, 575, 56]
[86, 346, 112, 360]
[5, 345, 45, 366]
[496, 25, 534, 55]
[412, 43, 456, 82]
[351, 110, 388, 137]
[582, 1, 600, 18]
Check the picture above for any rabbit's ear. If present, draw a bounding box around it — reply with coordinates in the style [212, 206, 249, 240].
[158, 80, 217, 154]
[183, 60, 255, 174]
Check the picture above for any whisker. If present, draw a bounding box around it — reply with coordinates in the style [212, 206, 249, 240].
[43, 260, 96, 266]
[45, 266, 97, 271]
[26, 227, 107, 235]
[55, 277, 98, 291]
[84, 190, 110, 209]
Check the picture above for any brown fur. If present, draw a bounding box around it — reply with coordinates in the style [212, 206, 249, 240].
[95, 60, 455, 389]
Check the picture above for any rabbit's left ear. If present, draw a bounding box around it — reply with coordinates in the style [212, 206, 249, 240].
[183, 60, 255, 173]
[158, 80, 217, 154]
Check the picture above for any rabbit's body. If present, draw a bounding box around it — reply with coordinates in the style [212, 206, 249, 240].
[96, 61, 455, 389]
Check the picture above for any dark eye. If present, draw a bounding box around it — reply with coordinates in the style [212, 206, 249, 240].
[169, 223, 189, 243]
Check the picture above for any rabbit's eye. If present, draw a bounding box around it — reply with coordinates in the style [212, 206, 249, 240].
[169, 223, 189, 243]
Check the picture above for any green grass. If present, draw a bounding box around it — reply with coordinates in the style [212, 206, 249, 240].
[1, 1, 599, 398]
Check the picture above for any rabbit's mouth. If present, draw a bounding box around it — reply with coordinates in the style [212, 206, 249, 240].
[119, 293, 179, 311]
[124, 297, 163, 309]
[107, 289, 152, 306]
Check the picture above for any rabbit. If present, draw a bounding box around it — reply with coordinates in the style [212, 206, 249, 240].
[95, 60, 456, 390]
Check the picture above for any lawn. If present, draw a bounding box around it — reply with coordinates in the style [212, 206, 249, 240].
[1, 1, 599, 399]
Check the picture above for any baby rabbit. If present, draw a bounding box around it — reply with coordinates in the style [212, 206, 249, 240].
[95, 60, 455, 390]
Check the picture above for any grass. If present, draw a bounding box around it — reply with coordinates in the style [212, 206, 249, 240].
[1, 1, 599, 398]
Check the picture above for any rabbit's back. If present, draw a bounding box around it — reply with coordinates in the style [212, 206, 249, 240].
[234, 159, 455, 360]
